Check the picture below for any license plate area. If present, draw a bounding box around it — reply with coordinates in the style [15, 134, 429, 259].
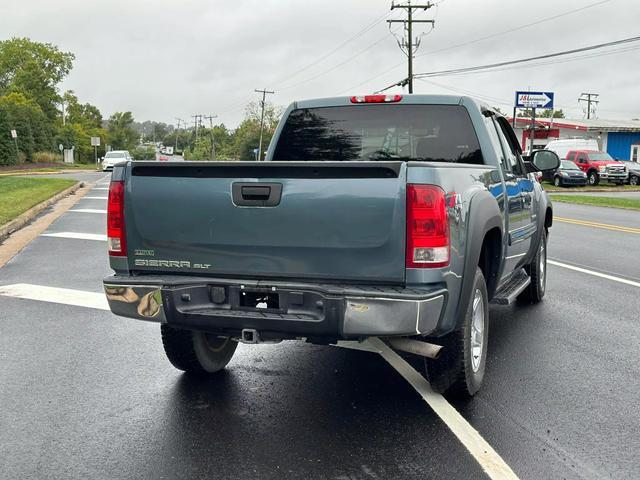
[238, 289, 281, 312]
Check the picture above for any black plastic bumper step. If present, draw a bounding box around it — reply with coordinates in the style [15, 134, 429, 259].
[490, 269, 531, 305]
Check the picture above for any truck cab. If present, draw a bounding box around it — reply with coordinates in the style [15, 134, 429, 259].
[567, 149, 628, 185]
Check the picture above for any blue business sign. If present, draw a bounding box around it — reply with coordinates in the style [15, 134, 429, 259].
[515, 91, 554, 109]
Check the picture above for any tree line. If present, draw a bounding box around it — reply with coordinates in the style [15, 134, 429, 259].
[0, 37, 281, 166]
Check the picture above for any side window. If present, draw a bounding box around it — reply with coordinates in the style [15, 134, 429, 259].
[576, 153, 587, 164]
[492, 118, 521, 174]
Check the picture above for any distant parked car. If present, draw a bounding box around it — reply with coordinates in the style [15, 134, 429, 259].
[102, 150, 132, 171]
[553, 160, 587, 187]
[620, 161, 640, 185]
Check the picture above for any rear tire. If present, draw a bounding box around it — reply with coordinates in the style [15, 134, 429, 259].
[161, 325, 237, 374]
[553, 176, 562, 187]
[630, 175, 639, 186]
[519, 229, 547, 303]
[424, 267, 489, 398]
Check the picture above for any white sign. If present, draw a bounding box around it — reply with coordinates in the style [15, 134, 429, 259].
[10, 129, 17, 139]
[90, 136, 101, 147]
[58, 144, 64, 152]
[515, 91, 554, 109]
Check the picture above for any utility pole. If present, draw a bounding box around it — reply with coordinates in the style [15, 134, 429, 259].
[388, 1, 435, 93]
[203, 114, 218, 160]
[174, 117, 185, 152]
[255, 88, 274, 161]
[191, 114, 202, 145]
[578, 92, 599, 119]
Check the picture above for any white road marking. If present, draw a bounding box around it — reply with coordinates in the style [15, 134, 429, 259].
[98, 174, 111, 183]
[41, 232, 107, 241]
[549, 260, 640, 289]
[93, 187, 109, 191]
[0, 284, 109, 310]
[69, 209, 107, 214]
[339, 338, 519, 480]
[84, 196, 108, 200]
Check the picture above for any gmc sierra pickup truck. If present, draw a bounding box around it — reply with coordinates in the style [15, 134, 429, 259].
[103, 94, 559, 397]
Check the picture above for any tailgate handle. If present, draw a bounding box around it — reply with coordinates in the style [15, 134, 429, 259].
[241, 186, 271, 200]
[232, 182, 283, 207]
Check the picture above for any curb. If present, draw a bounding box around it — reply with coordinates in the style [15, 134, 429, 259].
[0, 182, 83, 243]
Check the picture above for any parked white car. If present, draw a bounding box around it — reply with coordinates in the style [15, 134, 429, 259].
[102, 150, 132, 171]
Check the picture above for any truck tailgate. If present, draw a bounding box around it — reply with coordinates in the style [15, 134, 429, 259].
[124, 162, 407, 283]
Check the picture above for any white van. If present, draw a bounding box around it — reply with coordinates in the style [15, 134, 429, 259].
[544, 139, 599, 159]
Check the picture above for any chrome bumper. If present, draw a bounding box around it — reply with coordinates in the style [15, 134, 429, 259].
[103, 277, 446, 338]
[104, 284, 166, 323]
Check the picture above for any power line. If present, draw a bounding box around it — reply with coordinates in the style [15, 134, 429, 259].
[414, 0, 612, 60]
[349, 0, 613, 95]
[413, 34, 640, 79]
[270, 11, 393, 87]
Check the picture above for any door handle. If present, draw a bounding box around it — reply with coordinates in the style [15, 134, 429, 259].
[232, 182, 283, 207]
[241, 186, 271, 200]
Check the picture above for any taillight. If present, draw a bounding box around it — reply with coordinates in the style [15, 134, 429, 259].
[107, 180, 126, 256]
[350, 94, 402, 103]
[406, 184, 449, 268]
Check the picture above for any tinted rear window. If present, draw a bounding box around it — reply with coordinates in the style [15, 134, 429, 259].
[272, 104, 483, 164]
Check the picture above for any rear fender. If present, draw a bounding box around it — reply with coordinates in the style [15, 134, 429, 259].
[451, 191, 503, 332]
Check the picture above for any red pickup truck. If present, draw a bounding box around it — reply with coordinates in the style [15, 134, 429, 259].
[566, 150, 628, 186]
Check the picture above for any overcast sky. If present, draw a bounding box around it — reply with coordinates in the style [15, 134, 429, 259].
[3, 0, 639, 127]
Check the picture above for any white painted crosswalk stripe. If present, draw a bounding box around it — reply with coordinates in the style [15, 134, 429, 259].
[84, 196, 108, 200]
[0, 284, 109, 310]
[93, 187, 109, 191]
[41, 232, 107, 241]
[69, 209, 107, 214]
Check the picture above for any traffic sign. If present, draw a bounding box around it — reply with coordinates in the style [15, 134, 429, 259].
[10, 129, 17, 139]
[91, 136, 101, 147]
[515, 91, 554, 109]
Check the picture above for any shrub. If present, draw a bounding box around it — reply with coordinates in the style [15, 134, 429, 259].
[32, 151, 62, 163]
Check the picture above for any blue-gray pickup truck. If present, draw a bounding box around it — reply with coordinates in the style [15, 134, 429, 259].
[103, 94, 559, 397]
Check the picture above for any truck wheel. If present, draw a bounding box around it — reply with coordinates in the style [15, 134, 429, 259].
[161, 325, 237, 374]
[630, 175, 639, 186]
[424, 267, 488, 398]
[588, 171, 599, 186]
[553, 176, 561, 187]
[519, 229, 547, 303]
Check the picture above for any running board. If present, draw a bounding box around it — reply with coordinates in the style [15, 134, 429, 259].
[490, 269, 531, 305]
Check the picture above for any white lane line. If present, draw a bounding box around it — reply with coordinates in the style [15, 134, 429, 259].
[69, 209, 107, 214]
[99, 174, 111, 183]
[84, 196, 108, 200]
[41, 232, 107, 241]
[549, 260, 640, 289]
[0, 284, 109, 310]
[93, 187, 109, 190]
[338, 338, 519, 480]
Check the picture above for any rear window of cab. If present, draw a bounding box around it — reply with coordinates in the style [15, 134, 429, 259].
[272, 104, 483, 164]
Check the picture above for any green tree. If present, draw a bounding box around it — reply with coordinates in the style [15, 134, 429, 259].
[0, 106, 18, 165]
[63, 90, 102, 129]
[538, 109, 565, 119]
[107, 111, 137, 150]
[0, 92, 53, 161]
[0, 38, 74, 121]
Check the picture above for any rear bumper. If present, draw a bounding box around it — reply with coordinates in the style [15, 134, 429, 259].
[103, 275, 447, 340]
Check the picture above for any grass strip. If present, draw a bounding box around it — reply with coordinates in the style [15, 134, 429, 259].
[0, 177, 76, 225]
[551, 194, 640, 211]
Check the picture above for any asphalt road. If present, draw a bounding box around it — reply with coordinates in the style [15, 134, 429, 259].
[1, 173, 639, 479]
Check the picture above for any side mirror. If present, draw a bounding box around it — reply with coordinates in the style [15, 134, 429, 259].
[529, 150, 560, 172]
